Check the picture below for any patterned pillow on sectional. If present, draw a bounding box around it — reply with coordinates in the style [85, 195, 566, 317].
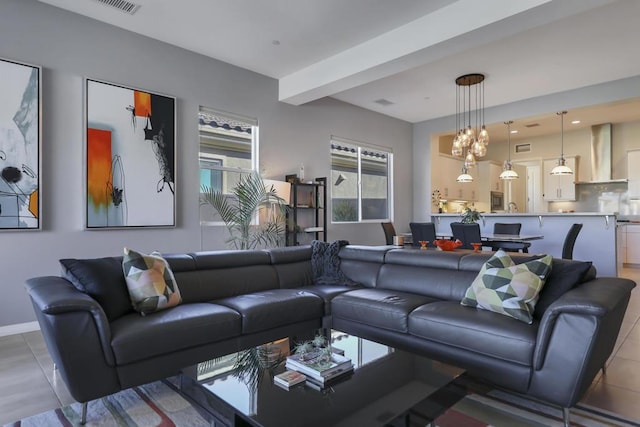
[461, 249, 553, 324]
[122, 248, 182, 315]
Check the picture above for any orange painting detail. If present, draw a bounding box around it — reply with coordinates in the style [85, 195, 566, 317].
[28, 190, 39, 218]
[87, 128, 112, 208]
[134, 91, 151, 118]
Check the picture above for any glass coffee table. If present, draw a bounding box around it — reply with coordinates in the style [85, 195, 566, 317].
[180, 330, 470, 427]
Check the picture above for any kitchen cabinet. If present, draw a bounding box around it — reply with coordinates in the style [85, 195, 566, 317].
[624, 224, 640, 265]
[627, 150, 640, 200]
[488, 162, 504, 193]
[543, 156, 577, 201]
[435, 155, 477, 202]
[475, 161, 503, 210]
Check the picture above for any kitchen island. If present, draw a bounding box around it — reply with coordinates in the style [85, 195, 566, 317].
[430, 212, 619, 276]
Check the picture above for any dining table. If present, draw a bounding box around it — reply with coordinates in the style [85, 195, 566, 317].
[435, 232, 544, 243]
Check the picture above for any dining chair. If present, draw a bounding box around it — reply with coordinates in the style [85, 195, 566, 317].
[450, 222, 482, 250]
[488, 222, 530, 253]
[493, 222, 521, 235]
[381, 222, 396, 245]
[562, 223, 583, 259]
[410, 222, 437, 248]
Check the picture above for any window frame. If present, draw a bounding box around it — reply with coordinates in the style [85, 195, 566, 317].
[199, 107, 259, 226]
[330, 136, 394, 224]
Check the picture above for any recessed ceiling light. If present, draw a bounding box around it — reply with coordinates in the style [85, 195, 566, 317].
[510, 130, 518, 134]
[571, 120, 581, 124]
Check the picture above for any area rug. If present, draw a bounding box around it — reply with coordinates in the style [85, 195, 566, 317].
[435, 389, 640, 427]
[3, 380, 210, 427]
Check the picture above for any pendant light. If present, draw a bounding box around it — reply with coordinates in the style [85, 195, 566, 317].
[456, 166, 473, 183]
[499, 120, 519, 180]
[452, 73, 488, 183]
[551, 111, 573, 175]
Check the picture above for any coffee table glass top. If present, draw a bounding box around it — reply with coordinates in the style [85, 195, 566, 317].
[181, 330, 466, 427]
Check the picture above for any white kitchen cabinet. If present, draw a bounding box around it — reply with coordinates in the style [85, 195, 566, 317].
[489, 162, 504, 193]
[434, 155, 477, 202]
[625, 225, 640, 265]
[627, 150, 640, 200]
[543, 156, 577, 201]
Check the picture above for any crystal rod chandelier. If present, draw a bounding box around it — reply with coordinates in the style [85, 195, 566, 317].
[452, 73, 488, 183]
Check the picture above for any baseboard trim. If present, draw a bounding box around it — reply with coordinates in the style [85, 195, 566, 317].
[0, 321, 40, 337]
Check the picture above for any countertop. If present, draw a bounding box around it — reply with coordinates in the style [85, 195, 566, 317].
[430, 212, 618, 217]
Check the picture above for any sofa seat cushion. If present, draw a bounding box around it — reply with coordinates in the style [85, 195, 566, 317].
[331, 289, 437, 333]
[214, 289, 323, 334]
[409, 301, 538, 366]
[302, 284, 362, 315]
[110, 303, 241, 365]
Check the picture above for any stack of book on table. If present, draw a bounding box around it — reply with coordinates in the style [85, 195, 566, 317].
[285, 350, 354, 389]
[273, 369, 307, 390]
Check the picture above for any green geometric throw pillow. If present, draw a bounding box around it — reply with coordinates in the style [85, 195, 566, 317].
[122, 248, 182, 315]
[461, 250, 553, 324]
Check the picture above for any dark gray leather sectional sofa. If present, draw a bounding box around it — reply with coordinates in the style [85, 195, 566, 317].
[26, 244, 635, 422]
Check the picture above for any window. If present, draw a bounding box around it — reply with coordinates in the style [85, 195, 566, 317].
[199, 107, 258, 223]
[330, 137, 393, 223]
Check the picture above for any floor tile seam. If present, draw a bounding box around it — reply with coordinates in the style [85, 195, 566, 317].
[599, 375, 640, 394]
[589, 379, 640, 396]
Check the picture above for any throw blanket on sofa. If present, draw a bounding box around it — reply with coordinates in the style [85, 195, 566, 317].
[311, 240, 360, 286]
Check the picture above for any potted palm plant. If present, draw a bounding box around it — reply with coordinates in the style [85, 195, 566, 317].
[200, 171, 288, 250]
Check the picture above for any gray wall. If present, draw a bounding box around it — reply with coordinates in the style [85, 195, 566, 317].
[0, 0, 413, 328]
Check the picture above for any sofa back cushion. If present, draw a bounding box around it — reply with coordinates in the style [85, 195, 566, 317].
[377, 250, 548, 301]
[176, 250, 279, 303]
[338, 245, 389, 288]
[534, 259, 593, 318]
[378, 264, 478, 300]
[60, 257, 132, 321]
[266, 246, 313, 289]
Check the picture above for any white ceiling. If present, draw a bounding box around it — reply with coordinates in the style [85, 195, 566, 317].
[38, 0, 640, 141]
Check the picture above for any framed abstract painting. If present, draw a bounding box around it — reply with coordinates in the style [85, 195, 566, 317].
[85, 79, 176, 228]
[0, 57, 41, 230]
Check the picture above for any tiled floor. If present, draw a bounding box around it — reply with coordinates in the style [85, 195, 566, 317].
[2, 269, 640, 425]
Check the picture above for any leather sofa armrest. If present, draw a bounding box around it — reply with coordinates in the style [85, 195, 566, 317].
[25, 276, 122, 402]
[527, 277, 635, 407]
[27, 276, 108, 315]
[25, 276, 118, 377]
[534, 277, 635, 369]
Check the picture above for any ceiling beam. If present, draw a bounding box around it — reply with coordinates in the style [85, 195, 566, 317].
[278, 0, 612, 106]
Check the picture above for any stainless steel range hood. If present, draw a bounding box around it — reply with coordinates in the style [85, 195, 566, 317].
[576, 123, 627, 184]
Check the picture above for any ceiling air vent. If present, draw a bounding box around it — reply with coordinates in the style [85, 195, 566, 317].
[374, 99, 394, 106]
[92, 0, 141, 15]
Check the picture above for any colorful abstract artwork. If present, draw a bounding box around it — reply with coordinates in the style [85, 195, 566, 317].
[85, 79, 176, 228]
[0, 58, 41, 230]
